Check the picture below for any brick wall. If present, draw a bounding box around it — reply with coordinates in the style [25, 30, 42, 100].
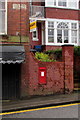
[62, 45, 74, 92]
[20, 44, 30, 97]
[79, 5, 80, 20]
[46, 8, 79, 20]
[28, 53, 64, 95]
[8, 2, 29, 36]
[21, 45, 74, 97]
[45, 46, 62, 51]
[32, 0, 45, 6]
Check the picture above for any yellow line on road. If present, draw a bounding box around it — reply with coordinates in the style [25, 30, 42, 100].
[1, 102, 80, 116]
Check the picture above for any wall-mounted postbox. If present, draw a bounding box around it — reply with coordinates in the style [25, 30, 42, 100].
[39, 67, 46, 84]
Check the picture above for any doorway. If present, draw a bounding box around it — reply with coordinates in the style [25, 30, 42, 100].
[2, 64, 21, 100]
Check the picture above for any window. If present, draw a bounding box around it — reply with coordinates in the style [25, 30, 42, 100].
[32, 30, 38, 41]
[58, 0, 67, 7]
[0, 0, 7, 34]
[71, 23, 77, 43]
[47, 0, 56, 6]
[68, 0, 77, 8]
[47, 20, 78, 45]
[48, 22, 54, 43]
[45, 0, 79, 9]
[57, 22, 69, 43]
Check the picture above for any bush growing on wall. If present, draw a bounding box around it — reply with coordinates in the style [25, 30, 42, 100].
[45, 49, 62, 61]
[74, 46, 80, 56]
[35, 52, 56, 62]
[45, 46, 80, 59]
[35, 46, 80, 62]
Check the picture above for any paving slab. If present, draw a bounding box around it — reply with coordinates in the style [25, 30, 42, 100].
[2, 91, 80, 112]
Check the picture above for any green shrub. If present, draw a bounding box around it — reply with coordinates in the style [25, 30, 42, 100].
[45, 46, 80, 57]
[74, 46, 80, 56]
[35, 46, 80, 62]
[45, 49, 62, 60]
[45, 48, 62, 54]
[35, 52, 56, 62]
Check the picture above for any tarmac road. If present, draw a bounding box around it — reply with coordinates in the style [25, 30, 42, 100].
[2, 103, 80, 119]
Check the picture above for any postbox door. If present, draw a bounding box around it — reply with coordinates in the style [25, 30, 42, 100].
[39, 67, 46, 84]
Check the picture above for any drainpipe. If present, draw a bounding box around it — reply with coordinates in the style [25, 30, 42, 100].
[30, 0, 32, 17]
[62, 45, 65, 94]
[20, 0, 21, 44]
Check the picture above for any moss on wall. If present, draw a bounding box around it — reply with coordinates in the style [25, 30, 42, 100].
[0, 35, 29, 43]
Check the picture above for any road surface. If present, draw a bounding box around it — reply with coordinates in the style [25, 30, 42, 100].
[2, 103, 80, 119]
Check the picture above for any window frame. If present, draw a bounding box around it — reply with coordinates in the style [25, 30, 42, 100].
[46, 19, 79, 46]
[0, 0, 7, 35]
[57, 22, 69, 43]
[45, 0, 79, 9]
[58, 0, 67, 7]
[48, 21, 54, 43]
[71, 23, 78, 44]
[32, 28, 38, 41]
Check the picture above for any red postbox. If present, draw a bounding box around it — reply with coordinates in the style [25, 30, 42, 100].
[39, 67, 46, 84]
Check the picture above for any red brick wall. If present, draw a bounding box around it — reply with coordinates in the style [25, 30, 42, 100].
[45, 46, 62, 51]
[62, 45, 74, 92]
[46, 8, 79, 20]
[32, 0, 45, 6]
[79, 8, 80, 21]
[32, 2, 42, 6]
[20, 44, 30, 97]
[28, 53, 64, 95]
[21, 45, 74, 97]
[8, 2, 29, 36]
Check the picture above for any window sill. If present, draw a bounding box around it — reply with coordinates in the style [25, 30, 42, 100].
[45, 6, 79, 11]
[46, 43, 78, 46]
[0, 33, 7, 35]
[32, 38, 39, 41]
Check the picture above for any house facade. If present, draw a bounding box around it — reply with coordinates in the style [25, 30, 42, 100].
[30, 0, 80, 50]
[0, 0, 29, 100]
[0, 0, 80, 100]
[0, 0, 29, 36]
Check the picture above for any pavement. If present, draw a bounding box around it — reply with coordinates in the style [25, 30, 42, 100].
[2, 91, 80, 112]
